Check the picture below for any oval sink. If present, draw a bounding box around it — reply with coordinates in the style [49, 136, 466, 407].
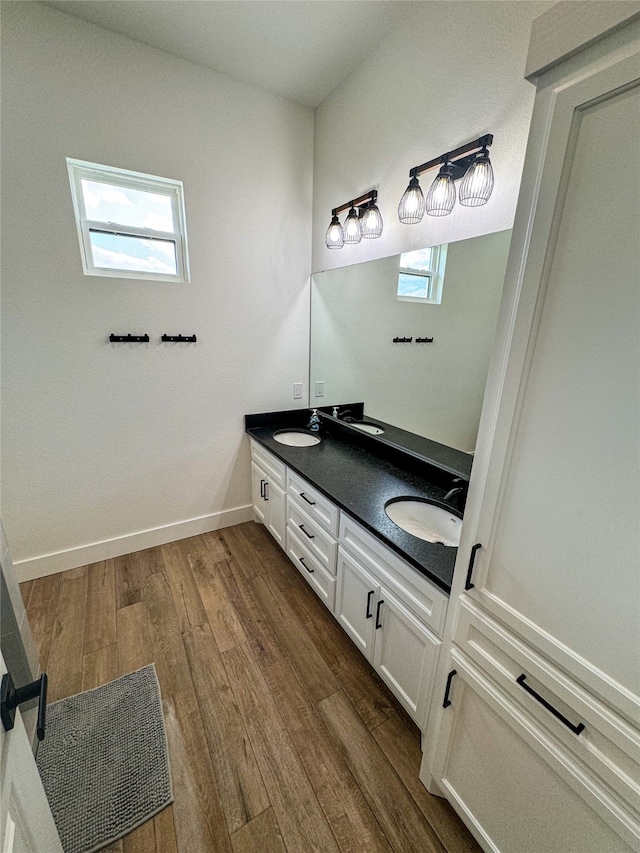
[350, 422, 385, 436]
[385, 499, 462, 546]
[273, 429, 321, 447]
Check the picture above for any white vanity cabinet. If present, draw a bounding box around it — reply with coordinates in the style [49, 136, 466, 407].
[423, 8, 640, 850]
[337, 515, 447, 729]
[250, 441, 286, 549]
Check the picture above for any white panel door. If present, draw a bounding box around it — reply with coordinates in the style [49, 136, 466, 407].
[0, 654, 63, 853]
[335, 548, 377, 659]
[465, 47, 640, 716]
[372, 587, 440, 728]
[251, 461, 267, 525]
[265, 479, 286, 550]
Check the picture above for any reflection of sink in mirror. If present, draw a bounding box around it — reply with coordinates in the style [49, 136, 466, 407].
[385, 499, 462, 546]
[311, 229, 511, 454]
[349, 422, 385, 436]
[273, 430, 321, 447]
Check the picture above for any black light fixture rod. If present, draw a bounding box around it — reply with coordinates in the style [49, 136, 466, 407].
[410, 134, 493, 178]
[332, 189, 377, 217]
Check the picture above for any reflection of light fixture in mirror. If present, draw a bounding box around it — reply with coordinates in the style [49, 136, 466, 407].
[398, 176, 425, 223]
[399, 134, 494, 223]
[325, 214, 344, 249]
[425, 162, 456, 216]
[459, 146, 494, 206]
[343, 206, 362, 244]
[325, 189, 381, 249]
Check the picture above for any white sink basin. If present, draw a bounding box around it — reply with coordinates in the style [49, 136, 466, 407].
[385, 500, 462, 546]
[273, 430, 321, 447]
[350, 422, 385, 436]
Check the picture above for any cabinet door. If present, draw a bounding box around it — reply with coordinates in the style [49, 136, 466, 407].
[462, 45, 640, 716]
[335, 548, 377, 660]
[265, 479, 286, 550]
[373, 588, 440, 729]
[251, 461, 267, 525]
[432, 654, 638, 853]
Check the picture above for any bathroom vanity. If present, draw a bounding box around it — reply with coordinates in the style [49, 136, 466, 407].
[245, 409, 468, 731]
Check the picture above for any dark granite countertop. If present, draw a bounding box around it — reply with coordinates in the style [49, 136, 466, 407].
[246, 417, 462, 593]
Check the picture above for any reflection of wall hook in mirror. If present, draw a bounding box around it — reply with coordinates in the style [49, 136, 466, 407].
[161, 334, 197, 343]
[393, 336, 413, 343]
[416, 337, 434, 343]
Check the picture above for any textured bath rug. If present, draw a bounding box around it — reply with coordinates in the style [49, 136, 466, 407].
[36, 664, 173, 853]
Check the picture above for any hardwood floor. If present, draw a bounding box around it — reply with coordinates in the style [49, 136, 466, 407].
[22, 521, 480, 853]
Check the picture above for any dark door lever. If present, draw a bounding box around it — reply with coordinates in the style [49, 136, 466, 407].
[1, 672, 48, 741]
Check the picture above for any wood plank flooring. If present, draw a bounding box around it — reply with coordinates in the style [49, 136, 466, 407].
[22, 521, 480, 853]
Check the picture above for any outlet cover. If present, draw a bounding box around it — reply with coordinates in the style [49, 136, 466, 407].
[293, 382, 303, 399]
[315, 381, 325, 397]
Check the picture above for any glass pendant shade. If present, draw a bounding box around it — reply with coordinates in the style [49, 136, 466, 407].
[398, 176, 425, 224]
[360, 201, 383, 239]
[325, 214, 344, 249]
[343, 206, 362, 244]
[425, 163, 456, 216]
[459, 150, 494, 206]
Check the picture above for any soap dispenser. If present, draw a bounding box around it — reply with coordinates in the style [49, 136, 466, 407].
[307, 409, 320, 432]
[332, 406, 339, 417]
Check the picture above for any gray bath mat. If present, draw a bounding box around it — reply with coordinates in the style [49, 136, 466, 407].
[36, 664, 173, 853]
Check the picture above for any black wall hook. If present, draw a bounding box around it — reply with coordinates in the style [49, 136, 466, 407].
[161, 334, 197, 343]
[393, 336, 413, 343]
[109, 333, 149, 343]
[416, 336, 434, 343]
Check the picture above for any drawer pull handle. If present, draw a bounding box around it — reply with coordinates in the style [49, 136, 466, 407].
[465, 543, 481, 590]
[264, 482, 269, 501]
[260, 479, 265, 498]
[366, 590, 375, 619]
[299, 556, 314, 574]
[299, 524, 314, 540]
[375, 599, 384, 629]
[300, 492, 316, 506]
[516, 674, 585, 735]
[443, 669, 457, 708]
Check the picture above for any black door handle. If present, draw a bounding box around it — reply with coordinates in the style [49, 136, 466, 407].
[465, 543, 481, 590]
[375, 599, 384, 629]
[443, 669, 457, 708]
[264, 482, 269, 501]
[365, 590, 375, 619]
[260, 479, 265, 498]
[1, 672, 48, 741]
[299, 524, 314, 539]
[516, 674, 585, 735]
[300, 492, 316, 506]
[299, 557, 314, 573]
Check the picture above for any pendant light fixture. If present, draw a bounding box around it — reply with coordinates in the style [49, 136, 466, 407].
[398, 134, 494, 224]
[343, 206, 362, 244]
[324, 190, 382, 249]
[459, 145, 494, 206]
[325, 214, 344, 249]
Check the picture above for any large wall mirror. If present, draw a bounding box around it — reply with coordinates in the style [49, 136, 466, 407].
[310, 229, 511, 454]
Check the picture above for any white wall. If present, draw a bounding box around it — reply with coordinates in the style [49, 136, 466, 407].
[312, 0, 551, 273]
[0, 3, 313, 576]
[311, 230, 511, 452]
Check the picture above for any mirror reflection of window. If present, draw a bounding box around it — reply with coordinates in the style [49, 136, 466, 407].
[397, 244, 448, 304]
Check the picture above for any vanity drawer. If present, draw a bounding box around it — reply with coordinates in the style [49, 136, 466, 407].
[287, 500, 337, 575]
[286, 528, 336, 612]
[250, 440, 286, 488]
[287, 471, 339, 536]
[339, 514, 448, 637]
[455, 597, 640, 817]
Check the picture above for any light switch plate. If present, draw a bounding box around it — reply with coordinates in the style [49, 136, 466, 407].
[293, 382, 303, 399]
[315, 381, 324, 397]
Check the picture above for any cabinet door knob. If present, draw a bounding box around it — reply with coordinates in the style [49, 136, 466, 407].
[375, 599, 384, 629]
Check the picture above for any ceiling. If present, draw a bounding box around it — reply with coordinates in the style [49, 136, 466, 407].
[42, 1, 421, 108]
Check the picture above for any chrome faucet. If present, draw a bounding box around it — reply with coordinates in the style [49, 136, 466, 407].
[444, 478, 467, 505]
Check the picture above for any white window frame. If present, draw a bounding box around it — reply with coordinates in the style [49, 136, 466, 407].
[67, 158, 190, 283]
[397, 243, 448, 305]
